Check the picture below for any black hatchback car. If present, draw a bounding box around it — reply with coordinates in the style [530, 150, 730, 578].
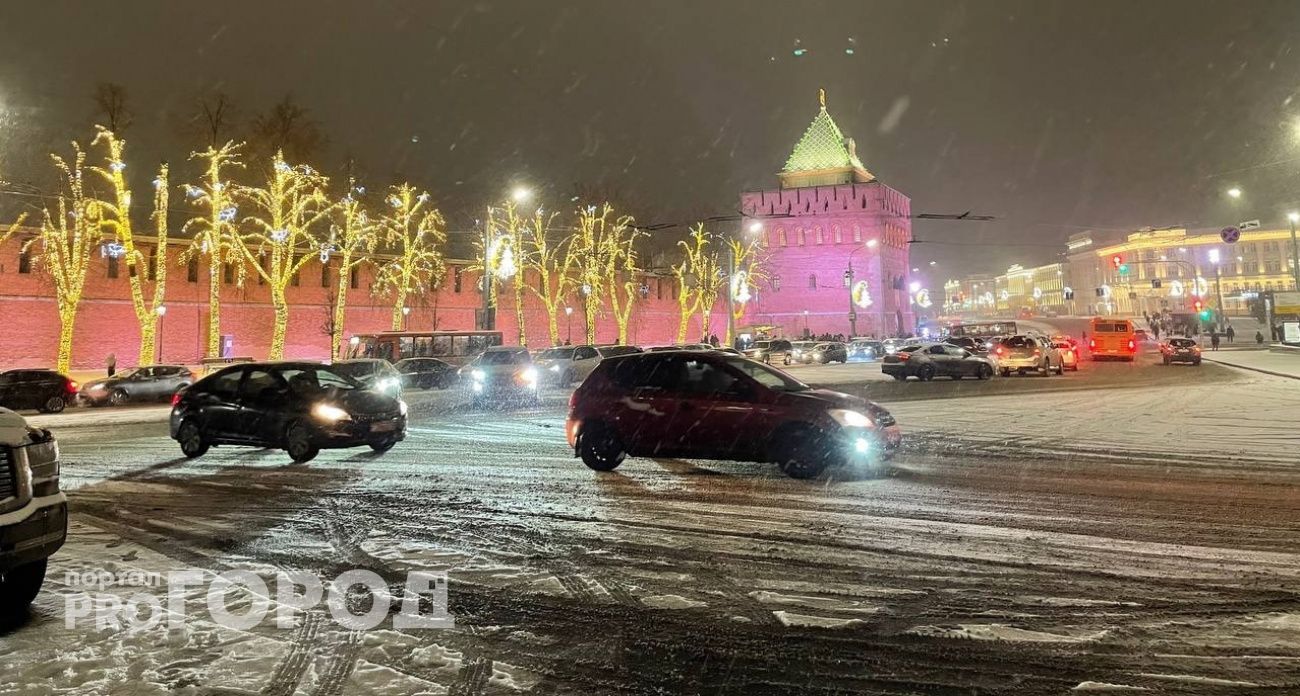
[0, 369, 79, 413]
[169, 362, 407, 463]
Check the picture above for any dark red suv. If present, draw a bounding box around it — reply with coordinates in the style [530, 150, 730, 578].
[566, 351, 902, 479]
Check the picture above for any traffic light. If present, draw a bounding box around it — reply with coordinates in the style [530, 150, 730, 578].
[1193, 299, 1211, 321]
[1112, 254, 1129, 275]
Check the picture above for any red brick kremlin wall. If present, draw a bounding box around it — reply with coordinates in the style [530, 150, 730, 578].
[0, 231, 736, 370]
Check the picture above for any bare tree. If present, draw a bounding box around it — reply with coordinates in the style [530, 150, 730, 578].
[92, 83, 132, 132]
[195, 92, 238, 146]
[249, 95, 326, 165]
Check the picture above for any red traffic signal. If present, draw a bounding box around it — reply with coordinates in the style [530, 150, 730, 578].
[1192, 299, 1203, 312]
[1111, 255, 1122, 269]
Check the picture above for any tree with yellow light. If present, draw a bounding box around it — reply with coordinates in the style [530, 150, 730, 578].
[521, 208, 572, 345]
[180, 141, 244, 358]
[88, 127, 171, 365]
[483, 199, 529, 345]
[6, 143, 103, 373]
[233, 152, 333, 360]
[604, 215, 643, 346]
[723, 235, 767, 345]
[327, 179, 378, 359]
[374, 184, 447, 331]
[672, 224, 714, 343]
[565, 203, 629, 345]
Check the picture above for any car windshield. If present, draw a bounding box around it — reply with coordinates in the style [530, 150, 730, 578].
[278, 366, 360, 396]
[1003, 336, 1034, 349]
[1170, 339, 1196, 347]
[537, 348, 575, 360]
[724, 357, 809, 392]
[331, 362, 376, 381]
[478, 350, 531, 365]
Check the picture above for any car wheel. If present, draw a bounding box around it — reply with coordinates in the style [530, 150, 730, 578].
[977, 363, 993, 380]
[999, 368, 1010, 377]
[891, 374, 906, 381]
[0, 559, 47, 617]
[178, 419, 210, 458]
[39, 395, 66, 414]
[1055, 362, 1064, 375]
[579, 421, 624, 471]
[773, 425, 831, 480]
[109, 389, 129, 406]
[917, 365, 935, 382]
[1193, 359, 1202, 366]
[1162, 357, 1170, 365]
[369, 437, 398, 453]
[284, 421, 319, 464]
[1070, 364, 1079, 371]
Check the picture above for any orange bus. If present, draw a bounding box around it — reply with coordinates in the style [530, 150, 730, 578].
[350, 330, 504, 365]
[1088, 317, 1137, 361]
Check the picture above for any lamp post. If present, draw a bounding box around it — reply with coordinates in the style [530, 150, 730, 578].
[348, 335, 360, 359]
[844, 239, 878, 337]
[154, 305, 167, 364]
[1208, 248, 1225, 326]
[401, 305, 410, 331]
[803, 309, 810, 337]
[1289, 212, 1300, 291]
[564, 306, 573, 345]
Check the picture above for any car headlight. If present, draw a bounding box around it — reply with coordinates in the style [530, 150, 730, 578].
[312, 403, 352, 422]
[378, 377, 399, 392]
[549, 364, 561, 372]
[828, 409, 873, 428]
[520, 367, 539, 385]
[398, 399, 408, 416]
[471, 369, 486, 381]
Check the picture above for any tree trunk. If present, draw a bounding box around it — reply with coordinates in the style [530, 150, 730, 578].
[269, 287, 290, 360]
[391, 289, 407, 331]
[676, 304, 691, 343]
[332, 276, 348, 359]
[206, 261, 222, 358]
[546, 308, 559, 346]
[584, 299, 597, 345]
[137, 320, 156, 367]
[56, 306, 77, 375]
[513, 283, 527, 346]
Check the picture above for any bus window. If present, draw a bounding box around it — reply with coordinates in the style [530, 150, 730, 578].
[398, 337, 414, 359]
[467, 334, 489, 355]
[414, 336, 433, 357]
[432, 335, 452, 356]
[375, 341, 394, 361]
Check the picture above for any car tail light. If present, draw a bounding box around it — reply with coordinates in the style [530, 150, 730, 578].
[171, 392, 182, 407]
[1089, 339, 1096, 350]
[1127, 339, 1136, 351]
[897, 352, 911, 360]
[1032, 349, 1041, 356]
[66, 379, 79, 393]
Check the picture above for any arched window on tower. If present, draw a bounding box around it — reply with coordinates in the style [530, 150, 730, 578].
[853, 226, 862, 243]
[778, 228, 787, 247]
[808, 274, 817, 289]
[797, 228, 806, 246]
[815, 227, 824, 245]
[834, 226, 843, 244]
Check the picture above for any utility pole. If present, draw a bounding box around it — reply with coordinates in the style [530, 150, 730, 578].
[480, 222, 494, 330]
[844, 264, 857, 337]
[1290, 214, 1300, 291]
[725, 242, 736, 348]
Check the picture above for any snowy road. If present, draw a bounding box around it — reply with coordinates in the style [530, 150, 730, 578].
[3, 349, 1300, 694]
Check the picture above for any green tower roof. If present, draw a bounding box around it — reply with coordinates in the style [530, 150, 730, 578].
[779, 90, 874, 187]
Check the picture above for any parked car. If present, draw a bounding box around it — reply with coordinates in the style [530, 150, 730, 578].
[881, 343, 996, 381]
[169, 362, 407, 463]
[991, 335, 1064, 376]
[743, 339, 794, 365]
[393, 357, 458, 390]
[0, 408, 65, 616]
[807, 342, 848, 364]
[944, 336, 986, 353]
[0, 369, 79, 414]
[566, 351, 901, 479]
[331, 359, 404, 398]
[789, 341, 820, 363]
[1159, 337, 1202, 365]
[1053, 340, 1081, 371]
[1134, 328, 1152, 342]
[597, 345, 644, 358]
[647, 344, 712, 352]
[847, 340, 885, 362]
[79, 365, 194, 406]
[464, 346, 541, 406]
[534, 345, 603, 385]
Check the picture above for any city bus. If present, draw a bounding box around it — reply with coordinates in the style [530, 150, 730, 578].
[947, 321, 1019, 339]
[350, 330, 504, 365]
[1088, 317, 1137, 361]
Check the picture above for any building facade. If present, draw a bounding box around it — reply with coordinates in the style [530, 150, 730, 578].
[739, 93, 913, 338]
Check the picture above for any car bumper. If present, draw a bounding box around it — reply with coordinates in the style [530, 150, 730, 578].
[881, 363, 911, 377]
[315, 415, 408, 447]
[0, 494, 67, 572]
[840, 424, 902, 461]
[996, 356, 1042, 369]
[1165, 351, 1200, 362]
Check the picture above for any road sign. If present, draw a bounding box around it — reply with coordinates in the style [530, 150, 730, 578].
[1220, 226, 1241, 244]
[1239, 219, 1261, 231]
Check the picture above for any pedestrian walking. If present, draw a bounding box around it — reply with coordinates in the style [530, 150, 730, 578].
[105, 352, 116, 377]
[1256, 330, 1265, 345]
[1225, 325, 1235, 343]
[1210, 331, 1221, 351]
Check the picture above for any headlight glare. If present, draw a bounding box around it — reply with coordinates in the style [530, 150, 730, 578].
[312, 403, 351, 422]
[471, 369, 486, 381]
[828, 408, 872, 428]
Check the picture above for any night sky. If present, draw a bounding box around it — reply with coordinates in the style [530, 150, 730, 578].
[3, 0, 1300, 277]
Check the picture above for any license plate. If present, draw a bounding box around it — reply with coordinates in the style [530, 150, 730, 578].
[371, 421, 396, 433]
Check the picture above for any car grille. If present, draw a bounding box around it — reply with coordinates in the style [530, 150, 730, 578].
[0, 446, 15, 504]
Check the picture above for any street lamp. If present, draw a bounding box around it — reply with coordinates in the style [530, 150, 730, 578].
[511, 186, 532, 204]
[1289, 212, 1300, 290]
[402, 305, 411, 331]
[154, 305, 167, 363]
[803, 309, 810, 337]
[1227, 187, 1242, 199]
[747, 221, 763, 234]
[564, 306, 573, 344]
[844, 241, 877, 337]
